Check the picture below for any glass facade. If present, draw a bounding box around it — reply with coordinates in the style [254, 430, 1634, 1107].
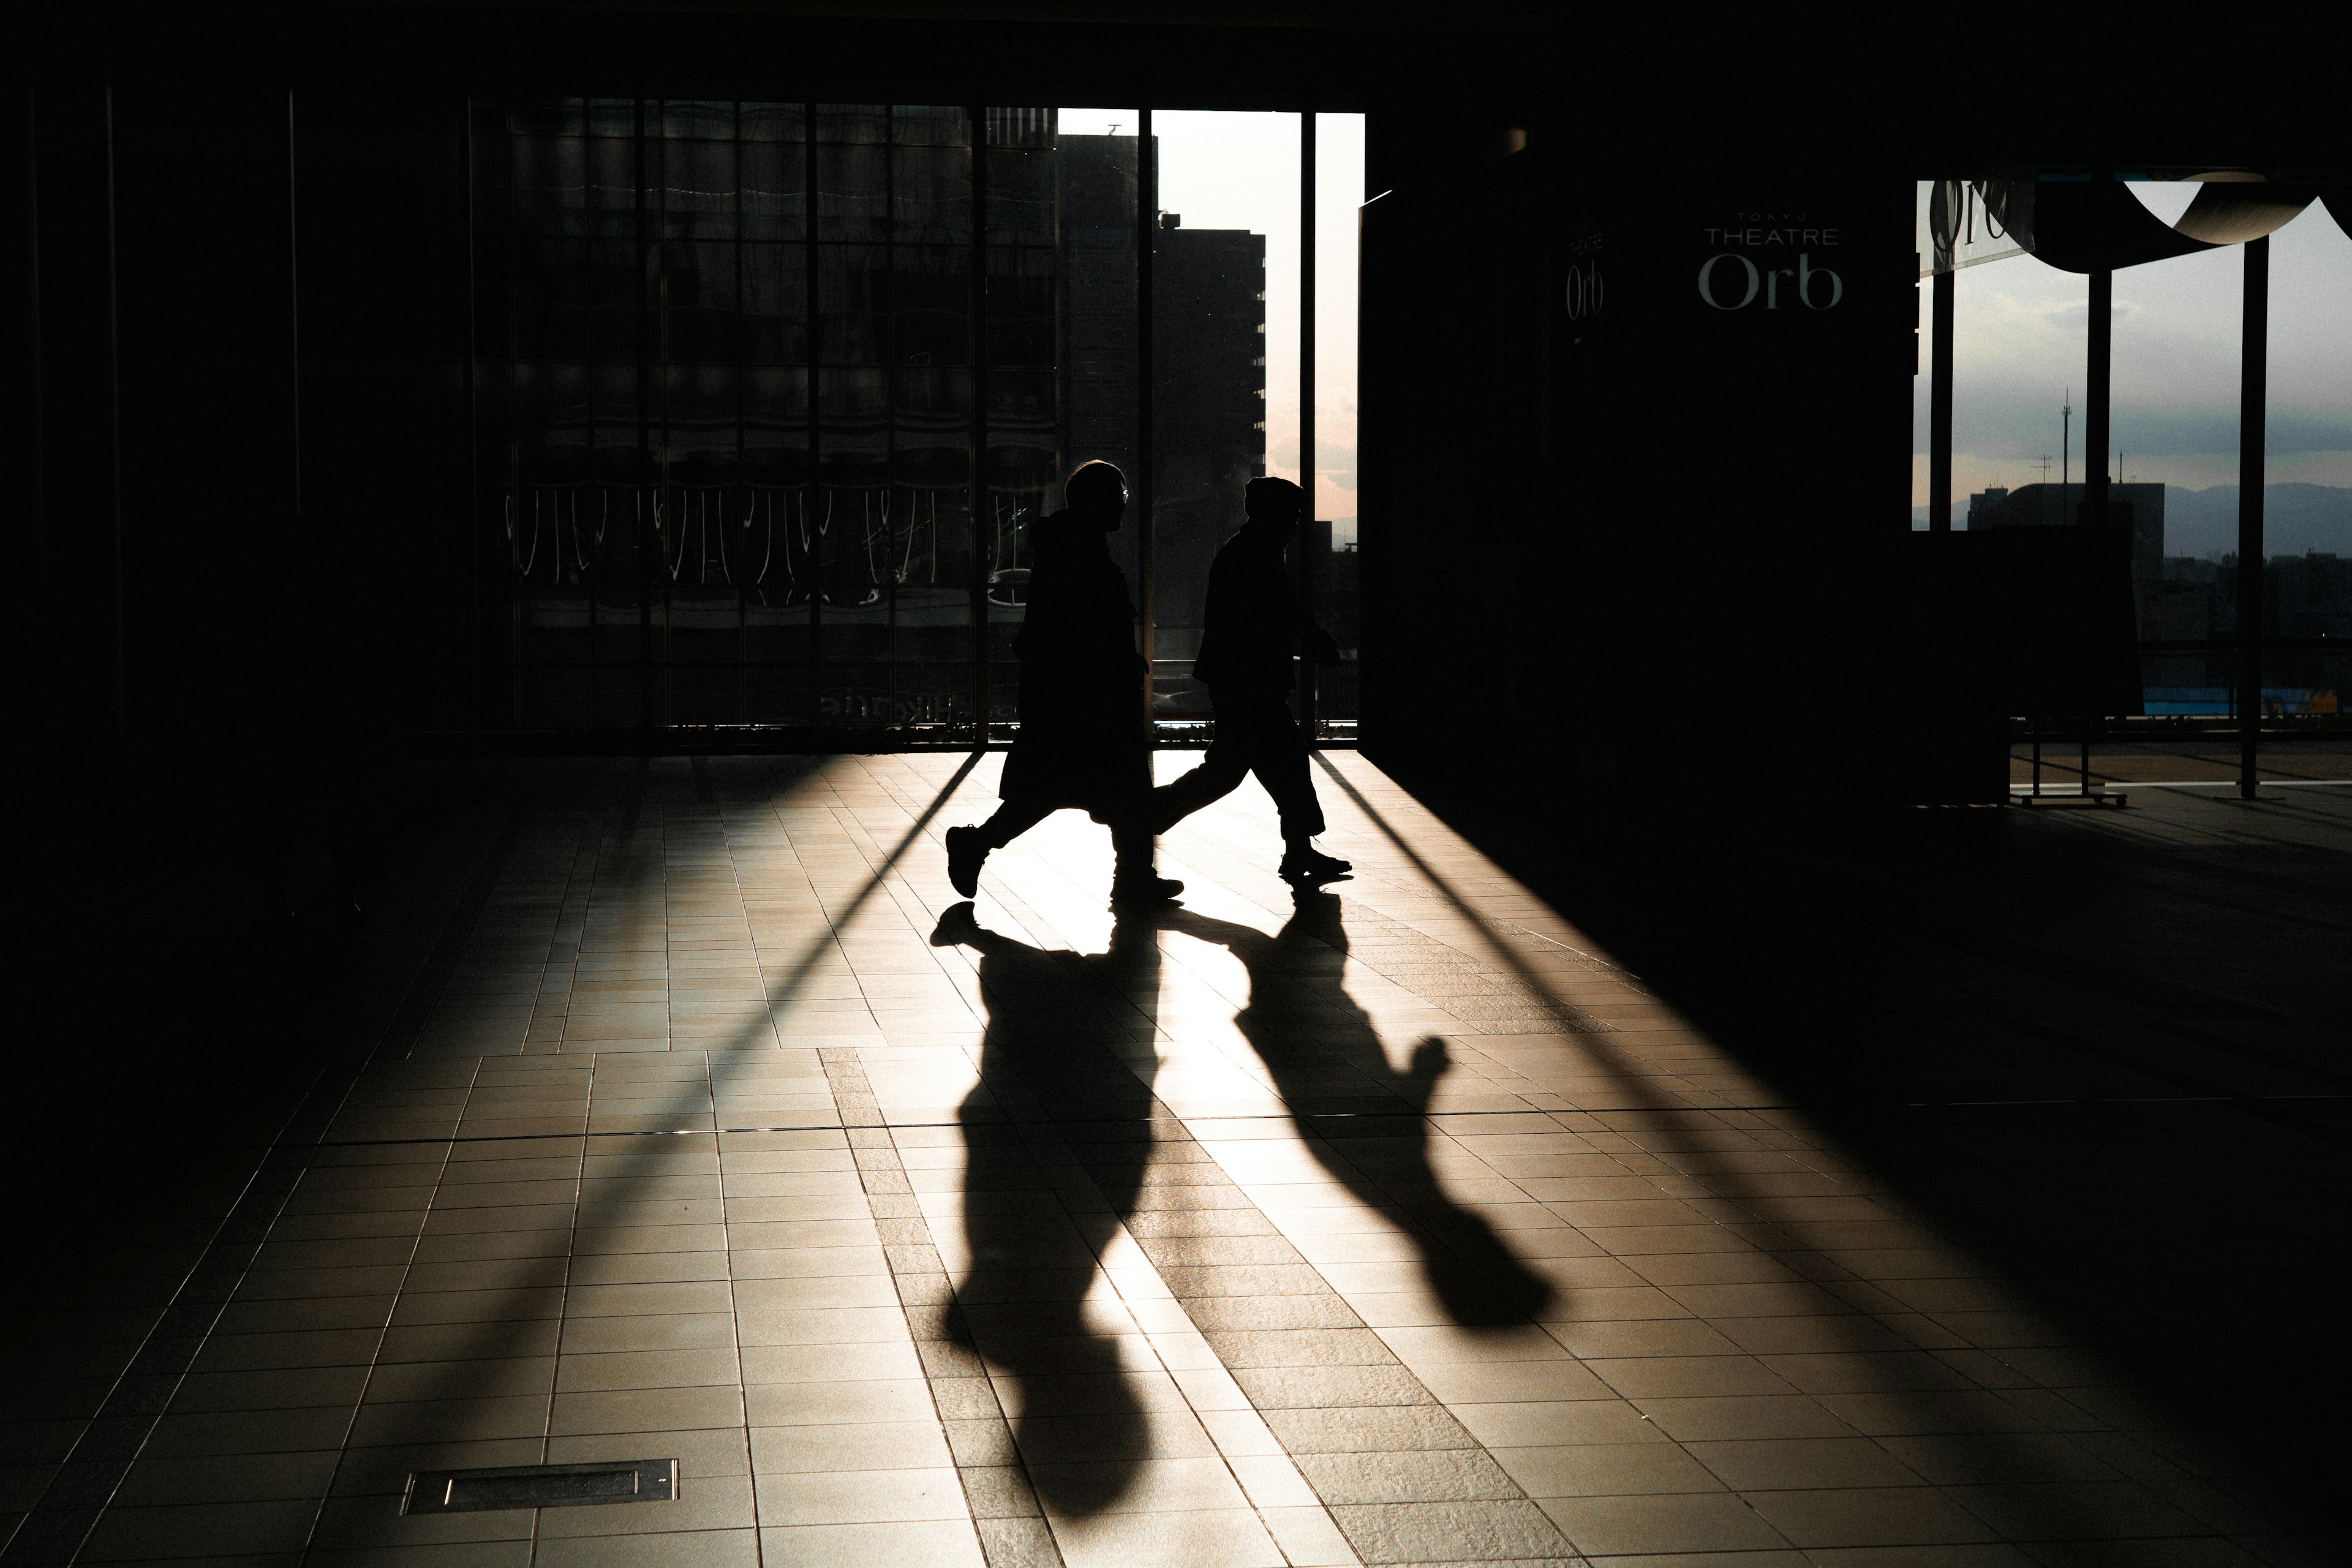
[1912, 181, 2351, 723]
[466, 99, 1359, 737]
[476, 100, 979, 729]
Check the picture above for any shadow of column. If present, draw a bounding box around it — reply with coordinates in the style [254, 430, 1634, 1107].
[1168, 892, 1556, 1327]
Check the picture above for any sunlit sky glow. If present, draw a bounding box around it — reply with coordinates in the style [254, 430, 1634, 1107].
[1061, 109, 1363, 525]
[1912, 181, 2352, 507]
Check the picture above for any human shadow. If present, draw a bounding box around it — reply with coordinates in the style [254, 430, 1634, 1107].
[929, 899, 1166, 1517]
[1167, 892, 1555, 1325]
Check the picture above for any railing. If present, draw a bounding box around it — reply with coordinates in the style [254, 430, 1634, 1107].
[502, 480, 1035, 601]
[2135, 635, 2346, 719]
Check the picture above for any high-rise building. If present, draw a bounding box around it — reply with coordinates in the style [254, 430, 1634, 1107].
[1152, 219, 1269, 655]
[1057, 134, 1143, 503]
[1055, 137, 1270, 656]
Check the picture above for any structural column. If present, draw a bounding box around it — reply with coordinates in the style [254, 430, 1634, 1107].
[2238, 235, 2269, 799]
[2084, 265, 2111, 526]
[24, 88, 124, 744]
[1929, 264, 1953, 531]
[634, 100, 655, 733]
[1298, 111, 1319, 729]
[969, 104, 990, 744]
[805, 104, 824, 731]
[1136, 108, 1156, 739]
[2079, 173, 2114, 799]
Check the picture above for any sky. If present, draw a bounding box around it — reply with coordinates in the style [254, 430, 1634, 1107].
[1061, 108, 1364, 527]
[1913, 181, 2352, 506]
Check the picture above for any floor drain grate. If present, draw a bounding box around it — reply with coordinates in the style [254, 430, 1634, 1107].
[403, 1459, 679, 1514]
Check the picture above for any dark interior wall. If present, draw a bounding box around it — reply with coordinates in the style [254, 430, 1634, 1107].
[111, 84, 302, 744]
[293, 96, 478, 736]
[22, 86, 127, 750]
[21, 77, 332, 900]
[1360, 118, 1917, 813]
[15, 74, 375, 1273]
[17, 74, 467, 780]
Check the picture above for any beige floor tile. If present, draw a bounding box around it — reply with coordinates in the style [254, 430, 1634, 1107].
[755, 1465, 968, 1525]
[756, 1518, 985, 1567]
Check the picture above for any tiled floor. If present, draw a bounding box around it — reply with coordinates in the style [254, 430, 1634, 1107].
[4, 752, 2344, 1567]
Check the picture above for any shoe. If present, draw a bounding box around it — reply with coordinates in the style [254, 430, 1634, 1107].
[944, 826, 987, 899]
[1110, 874, 1184, 903]
[1279, 844, 1352, 885]
[929, 901, 981, 946]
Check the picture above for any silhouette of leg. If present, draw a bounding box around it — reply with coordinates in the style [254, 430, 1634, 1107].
[1148, 729, 1251, 833]
[1153, 681, 1313, 834]
[1109, 808, 1181, 902]
[1207, 687, 1345, 878]
[1234, 692, 1327, 842]
[974, 799, 1054, 849]
[946, 800, 1054, 898]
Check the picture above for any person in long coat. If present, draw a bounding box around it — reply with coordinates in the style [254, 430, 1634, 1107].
[944, 461, 1181, 903]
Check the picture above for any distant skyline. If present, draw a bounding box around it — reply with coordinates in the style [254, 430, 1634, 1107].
[1912, 480, 2351, 560]
[1912, 183, 2352, 507]
[1060, 108, 1363, 522]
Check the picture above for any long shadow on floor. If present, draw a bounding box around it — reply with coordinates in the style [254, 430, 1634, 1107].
[1168, 893, 1555, 1326]
[931, 900, 1165, 1517]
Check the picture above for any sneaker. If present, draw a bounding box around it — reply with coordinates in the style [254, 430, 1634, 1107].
[1110, 874, 1185, 904]
[929, 901, 981, 946]
[944, 825, 987, 899]
[1279, 845, 1352, 886]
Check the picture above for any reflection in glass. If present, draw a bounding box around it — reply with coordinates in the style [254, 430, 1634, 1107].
[475, 102, 1352, 736]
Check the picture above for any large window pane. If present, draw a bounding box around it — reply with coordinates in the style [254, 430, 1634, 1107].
[472, 98, 1374, 737]
[478, 99, 989, 732]
[1116, 110, 1298, 725]
[1314, 114, 1365, 725]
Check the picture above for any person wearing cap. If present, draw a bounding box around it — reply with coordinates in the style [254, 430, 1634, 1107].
[1152, 476, 1351, 887]
[943, 461, 1181, 905]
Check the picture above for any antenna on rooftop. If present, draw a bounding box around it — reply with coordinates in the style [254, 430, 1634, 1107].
[2061, 390, 2071, 496]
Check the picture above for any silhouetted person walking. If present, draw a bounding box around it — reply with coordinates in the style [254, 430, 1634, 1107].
[1154, 477, 1350, 886]
[946, 461, 1180, 903]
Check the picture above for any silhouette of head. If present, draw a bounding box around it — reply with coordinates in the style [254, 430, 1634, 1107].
[1065, 461, 1129, 531]
[1245, 475, 1305, 533]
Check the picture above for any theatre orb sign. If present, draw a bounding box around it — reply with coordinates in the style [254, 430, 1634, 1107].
[1697, 219, 1843, 311]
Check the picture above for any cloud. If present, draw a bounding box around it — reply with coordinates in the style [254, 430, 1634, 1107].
[1940, 213, 2349, 415]
[1918, 222, 2352, 502]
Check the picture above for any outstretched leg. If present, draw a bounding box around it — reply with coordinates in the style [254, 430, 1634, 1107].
[1242, 701, 1327, 842]
[1175, 685, 1348, 884]
[1149, 741, 1250, 835]
[944, 799, 1054, 898]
